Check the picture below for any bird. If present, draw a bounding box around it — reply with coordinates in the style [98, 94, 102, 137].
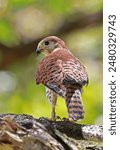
[35, 36, 88, 121]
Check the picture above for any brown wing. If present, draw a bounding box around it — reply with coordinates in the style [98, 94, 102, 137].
[36, 49, 88, 96]
[62, 59, 89, 86]
[36, 56, 65, 97]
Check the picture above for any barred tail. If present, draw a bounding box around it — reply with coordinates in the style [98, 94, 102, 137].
[66, 86, 85, 121]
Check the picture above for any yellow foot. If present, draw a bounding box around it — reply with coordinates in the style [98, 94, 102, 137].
[51, 115, 61, 121]
[61, 117, 69, 121]
[61, 117, 75, 122]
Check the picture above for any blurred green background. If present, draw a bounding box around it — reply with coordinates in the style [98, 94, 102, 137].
[0, 0, 102, 124]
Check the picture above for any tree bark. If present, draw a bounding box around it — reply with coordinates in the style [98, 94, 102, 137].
[0, 114, 103, 150]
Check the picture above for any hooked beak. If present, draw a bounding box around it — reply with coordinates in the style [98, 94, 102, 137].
[36, 47, 41, 55]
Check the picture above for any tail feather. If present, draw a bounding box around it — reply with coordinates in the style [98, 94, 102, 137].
[66, 86, 84, 121]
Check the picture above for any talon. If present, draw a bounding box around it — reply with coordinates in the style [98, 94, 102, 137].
[56, 116, 61, 121]
[61, 117, 69, 121]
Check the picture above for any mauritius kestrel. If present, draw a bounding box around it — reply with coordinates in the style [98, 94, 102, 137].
[35, 36, 88, 121]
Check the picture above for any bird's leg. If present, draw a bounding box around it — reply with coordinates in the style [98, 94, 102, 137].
[51, 105, 56, 121]
[50, 91, 58, 121]
[46, 87, 59, 121]
[51, 106, 61, 121]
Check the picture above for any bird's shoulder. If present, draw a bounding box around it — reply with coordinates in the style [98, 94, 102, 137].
[37, 48, 85, 72]
[40, 48, 74, 62]
[52, 48, 75, 61]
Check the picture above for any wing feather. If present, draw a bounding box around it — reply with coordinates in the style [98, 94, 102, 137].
[36, 58, 65, 97]
[36, 49, 88, 97]
[63, 59, 88, 86]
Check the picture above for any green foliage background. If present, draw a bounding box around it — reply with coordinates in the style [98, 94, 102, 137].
[0, 0, 102, 124]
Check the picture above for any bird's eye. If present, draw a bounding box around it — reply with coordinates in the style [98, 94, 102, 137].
[44, 41, 49, 45]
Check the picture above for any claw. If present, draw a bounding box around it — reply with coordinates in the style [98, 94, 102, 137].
[61, 117, 69, 121]
[61, 117, 75, 122]
[56, 116, 61, 121]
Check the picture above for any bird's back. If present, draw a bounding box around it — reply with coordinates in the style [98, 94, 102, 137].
[36, 48, 88, 86]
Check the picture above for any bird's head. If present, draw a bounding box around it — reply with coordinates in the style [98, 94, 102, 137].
[36, 36, 66, 55]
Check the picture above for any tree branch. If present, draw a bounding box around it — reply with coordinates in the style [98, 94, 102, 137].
[0, 11, 102, 69]
[0, 114, 103, 150]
